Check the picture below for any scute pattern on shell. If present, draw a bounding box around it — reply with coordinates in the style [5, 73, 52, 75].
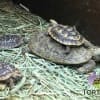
[29, 32, 92, 64]
[0, 34, 23, 49]
[48, 22, 84, 46]
[0, 62, 17, 81]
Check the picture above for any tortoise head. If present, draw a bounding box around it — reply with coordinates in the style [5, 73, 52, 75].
[49, 19, 67, 36]
[49, 19, 58, 26]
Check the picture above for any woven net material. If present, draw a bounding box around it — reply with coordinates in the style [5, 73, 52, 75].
[0, 1, 99, 100]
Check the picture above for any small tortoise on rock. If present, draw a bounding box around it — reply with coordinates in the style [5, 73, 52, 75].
[47, 20, 93, 53]
[0, 62, 22, 88]
[0, 34, 23, 49]
[28, 28, 100, 73]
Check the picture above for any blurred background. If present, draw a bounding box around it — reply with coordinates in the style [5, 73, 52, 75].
[12, 0, 100, 46]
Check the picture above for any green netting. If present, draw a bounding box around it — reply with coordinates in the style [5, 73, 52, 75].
[0, 1, 99, 100]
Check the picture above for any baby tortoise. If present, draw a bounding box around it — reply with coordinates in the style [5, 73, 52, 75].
[0, 62, 22, 88]
[0, 34, 23, 49]
[47, 20, 93, 53]
[28, 31, 100, 73]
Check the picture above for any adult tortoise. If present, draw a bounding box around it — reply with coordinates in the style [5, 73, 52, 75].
[28, 22, 100, 73]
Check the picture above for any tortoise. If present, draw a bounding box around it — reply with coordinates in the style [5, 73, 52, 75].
[0, 62, 22, 88]
[0, 34, 23, 49]
[28, 31, 100, 73]
[47, 20, 92, 53]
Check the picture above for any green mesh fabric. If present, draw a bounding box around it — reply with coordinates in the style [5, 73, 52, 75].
[0, 1, 99, 100]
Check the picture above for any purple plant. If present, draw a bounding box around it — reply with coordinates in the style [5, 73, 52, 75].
[88, 72, 96, 85]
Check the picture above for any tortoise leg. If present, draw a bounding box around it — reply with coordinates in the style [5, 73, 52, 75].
[77, 60, 96, 73]
[83, 39, 95, 48]
[93, 55, 100, 62]
[65, 46, 70, 54]
[8, 78, 14, 88]
[0, 83, 6, 90]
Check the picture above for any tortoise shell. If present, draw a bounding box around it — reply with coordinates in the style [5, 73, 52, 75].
[0, 34, 23, 49]
[48, 20, 84, 46]
[0, 62, 21, 81]
[28, 32, 92, 64]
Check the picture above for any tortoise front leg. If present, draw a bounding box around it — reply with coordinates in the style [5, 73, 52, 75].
[65, 46, 70, 54]
[83, 39, 95, 48]
[6, 78, 14, 88]
[77, 60, 96, 73]
[0, 83, 6, 90]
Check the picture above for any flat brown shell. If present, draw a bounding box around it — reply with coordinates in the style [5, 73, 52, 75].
[28, 32, 92, 64]
[0, 34, 23, 49]
[48, 23, 84, 46]
[0, 62, 18, 81]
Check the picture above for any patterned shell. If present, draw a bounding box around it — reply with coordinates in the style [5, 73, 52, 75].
[29, 31, 92, 64]
[48, 20, 84, 46]
[0, 34, 23, 49]
[0, 62, 17, 80]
